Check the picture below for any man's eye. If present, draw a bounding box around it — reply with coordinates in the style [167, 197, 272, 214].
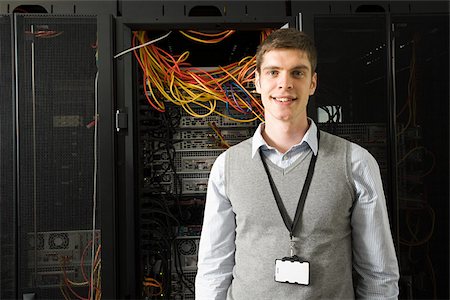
[293, 71, 305, 77]
[268, 70, 278, 76]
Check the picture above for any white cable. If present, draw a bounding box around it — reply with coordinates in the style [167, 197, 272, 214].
[114, 31, 172, 59]
[90, 71, 99, 300]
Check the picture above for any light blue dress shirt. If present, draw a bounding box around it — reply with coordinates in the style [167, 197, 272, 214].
[195, 120, 400, 300]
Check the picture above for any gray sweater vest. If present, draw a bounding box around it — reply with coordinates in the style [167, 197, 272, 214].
[225, 131, 356, 300]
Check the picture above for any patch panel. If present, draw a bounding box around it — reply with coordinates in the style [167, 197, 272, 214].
[174, 129, 214, 140]
[220, 128, 254, 140]
[180, 115, 221, 128]
[174, 149, 225, 173]
[174, 150, 223, 170]
[180, 115, 258, 128]
[174, 140, 218, 150]
[174, 128, 254, 141]
[182, 179, 209, 194]
[180, 156, 217, 172]
[174, 139, 244, 150]
[181, 177, 209, 194]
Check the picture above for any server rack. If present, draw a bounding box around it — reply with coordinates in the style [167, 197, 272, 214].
[0, 1, 116, 298]
[115, 3, 297, 298]
[391, 14, 449, 299]
[13, 14, 99, 299]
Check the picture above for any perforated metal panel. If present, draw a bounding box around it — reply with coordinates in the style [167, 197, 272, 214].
[14, 15, 97, 298]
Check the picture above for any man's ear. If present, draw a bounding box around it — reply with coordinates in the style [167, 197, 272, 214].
[310, 72, 317, 95]
[255, 71, 261, 94]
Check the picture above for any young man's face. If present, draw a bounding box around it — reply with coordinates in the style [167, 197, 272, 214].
[255, 48, 317, 124]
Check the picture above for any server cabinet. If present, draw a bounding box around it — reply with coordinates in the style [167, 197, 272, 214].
[12, 14, 99, 299]
[311, 5, 449, 299]
[392, 14, 449, 299]
[0, 0, 117, 297]
[115, 2, 296, 298]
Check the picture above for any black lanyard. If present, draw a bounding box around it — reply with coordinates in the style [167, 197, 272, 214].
[259, 130, 320, 239]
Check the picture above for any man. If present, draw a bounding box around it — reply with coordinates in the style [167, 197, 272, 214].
[195, 28, 399, 299]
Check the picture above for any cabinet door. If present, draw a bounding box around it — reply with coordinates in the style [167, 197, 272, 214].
[393, 15, 449, 300]
[14, 15, 99, 299]
[314, 13, 449, 299]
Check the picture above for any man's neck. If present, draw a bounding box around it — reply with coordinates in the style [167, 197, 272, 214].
[262, 118, 310, 154]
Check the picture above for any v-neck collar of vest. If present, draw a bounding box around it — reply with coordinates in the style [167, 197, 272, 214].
[258, 150, 314, 176]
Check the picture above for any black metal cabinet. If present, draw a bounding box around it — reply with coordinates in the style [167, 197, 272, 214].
[13, 14, 99, 299]
[391, 14, 449, 299]
[311, 6, 449, 299]
[0, 2, 117, 298]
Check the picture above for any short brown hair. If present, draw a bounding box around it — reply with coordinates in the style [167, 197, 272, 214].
[255, 28, 317, 73]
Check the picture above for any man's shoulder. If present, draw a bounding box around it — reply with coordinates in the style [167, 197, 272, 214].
[227, 136, 253, 153]
[224, 137, 253, 169]
[320, 130, 352, 144]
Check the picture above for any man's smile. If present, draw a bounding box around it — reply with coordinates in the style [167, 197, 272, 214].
[271, 96, 298, 103]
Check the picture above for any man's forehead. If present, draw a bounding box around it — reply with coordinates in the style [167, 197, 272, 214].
[260, 49, 312, 70]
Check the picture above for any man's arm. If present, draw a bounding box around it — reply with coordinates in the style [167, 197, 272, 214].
[195, 152, 236, 300]
[351, 144, 400, 299]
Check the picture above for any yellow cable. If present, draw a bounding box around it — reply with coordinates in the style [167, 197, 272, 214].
[179, 30, 235, 44]
[135, 30, 264, 122]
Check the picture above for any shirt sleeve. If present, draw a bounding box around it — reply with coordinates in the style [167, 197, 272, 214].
[195, 151, 236, 300]
[350, 143, 400, 299]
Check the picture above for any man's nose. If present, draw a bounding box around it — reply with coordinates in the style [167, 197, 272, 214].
[277, 73, 293, 89]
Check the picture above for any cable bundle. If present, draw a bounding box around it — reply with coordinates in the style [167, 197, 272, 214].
[133, 30, 268, 122]
[59, 237, 101, 300]
[179, 29, 236, 44]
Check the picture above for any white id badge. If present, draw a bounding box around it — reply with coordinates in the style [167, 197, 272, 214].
[274, 257, 309, 285]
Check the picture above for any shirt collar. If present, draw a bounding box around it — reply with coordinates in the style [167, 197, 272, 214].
[251, 118, 319, 158]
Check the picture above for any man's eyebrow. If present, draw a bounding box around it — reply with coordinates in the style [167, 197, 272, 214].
[261, 65, 310, 71]
[292, 65, 310, 71]
[261, 65, 280, 71]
